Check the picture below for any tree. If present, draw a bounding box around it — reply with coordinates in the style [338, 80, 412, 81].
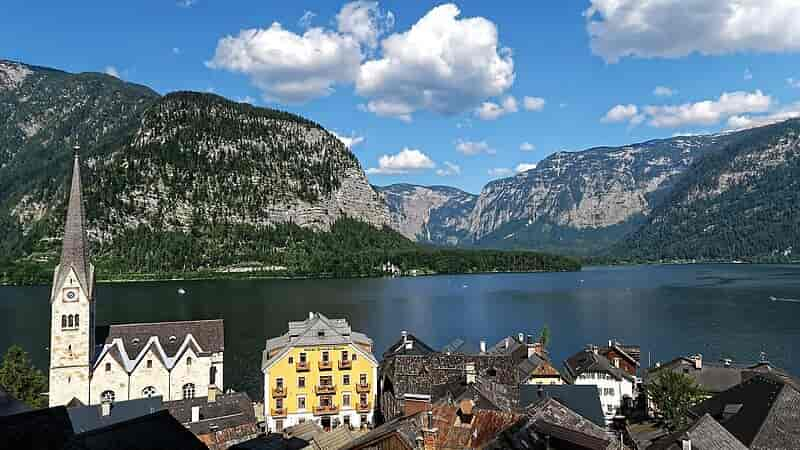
[0, 345, 48, 409]
[648, 370, 705, 430]
[539, 325, 550, 349]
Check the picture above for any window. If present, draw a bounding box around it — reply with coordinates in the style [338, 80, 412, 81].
[146, 360, 153, 369]
[61, 315, 67, 329]
[298, 377, 306, 388]
[276, 398, 283, 409]
[183, 383, 195, 399]
[105, 363, 111, 372]
[607, 404, 615, 414]
[360, 374, 367, 385]
[101, 390, 115, 403]
[322, 351, 329, 362]
[320, 375, 333, 386]
[343, 393, 351, 407]
[288, 357, 293, 364]
[276, 378, 284, 389]
[68, 315, 74, 328]
[318, 331, 325, 337]
[360, 393, 367, 405]
[604, 388, 615, 397]
[352, 353, 357, 361]
[343, 415, 350, 427]
[275, 419, 283, 432]
[342, 350, 348, 361]
[142, 386, 157, 397]
[210, 366, 217, 385]
[68, 345, 72, 355]
[320, 396, 332, 407]
[299, 353, 307, 363]
[74, 314, 79, 327]
[343, 375, 350, 385]
[298, 396, 306, 410]
[186, 357, 192, 367]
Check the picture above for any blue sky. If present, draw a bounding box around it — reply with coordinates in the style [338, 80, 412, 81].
[3, 0, 800, 193]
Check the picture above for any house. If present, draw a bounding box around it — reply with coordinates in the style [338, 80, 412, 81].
[646, 414, 746, 450]
[165, 389, 260, 450]
[518, 384, 607, 428]
[340, 401, 521, 450]
[687, 372, 800, 449]
[598, 340, 640, 378]
[563, 347, 636, 423]
[516, 354, 565, 385]
[262, 312, 379, 432]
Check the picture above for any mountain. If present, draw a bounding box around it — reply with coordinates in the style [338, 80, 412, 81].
[375, 184, 476, 245]
[0, 60, 388, 264]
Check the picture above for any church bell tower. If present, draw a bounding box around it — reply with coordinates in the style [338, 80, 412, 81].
[49, 146, 96, 407]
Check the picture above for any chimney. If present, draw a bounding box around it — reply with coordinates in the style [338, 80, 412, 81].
[526, 334, 533, 345]
[401, 330, 408, 343]
[608, 339, 613, 348]
[681, 439, 692, 450]
[309, 312, 315, 320]
[101, 401, 112, 417]
[191, 406, 200, 423]
[208, 385, 218, 403]
[423, 411, 438, 450]
[504, 337, 510, 349]
[518, 333, 524, 343]
[479, 340, 486, 354]
[693, 354, 702, 370]
[465, 362, 476, 385]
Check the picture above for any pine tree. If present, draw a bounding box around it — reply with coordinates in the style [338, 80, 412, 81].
[0, 345, 48, 409]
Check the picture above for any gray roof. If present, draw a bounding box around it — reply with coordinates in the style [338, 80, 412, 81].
[563, 349, 635, 383]
[646, 358, 749, 394]
[519, 385, 606, 428]
[165, 392, 257, 436]
[0, 385, 31, 417]
[106, 319, 224, 358]
[53, 152, 94, 301]
[67, 396, 164, 433]
[647, 414, 746, 450]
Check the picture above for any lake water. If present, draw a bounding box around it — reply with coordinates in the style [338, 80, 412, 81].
[2, 264, 800, 398]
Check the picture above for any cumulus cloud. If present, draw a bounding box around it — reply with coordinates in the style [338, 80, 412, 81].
[644, 90, 771, 128]
[654, 86, 676, 97]
[456, 139, 495, 156]
[523, 96, 545, 111]
[519, 142, 535, 152]
[436, 161, 461, 176]
[726, 102, 800, 130]
[103, 66, 120, 78]
[331, 131, 365, 149]
[356, 4, 514, 120]
[601, 104, 639, 123]
[488, 167, 513, 177]
[206, 23, 362, 103]
[336, 1, 394, 49]
[585, 0, 800, 63]
[515, 163, 537, 173]
[366, 148, 435, 174]
[475, 96, 518, 120]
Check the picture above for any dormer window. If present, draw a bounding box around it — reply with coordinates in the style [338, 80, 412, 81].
[132, 338, 140, 345]
[169, 336, 177, 343]
[318, 331, 325, 337]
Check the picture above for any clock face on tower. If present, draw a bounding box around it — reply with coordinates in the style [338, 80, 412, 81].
[65, 290, 78, 302]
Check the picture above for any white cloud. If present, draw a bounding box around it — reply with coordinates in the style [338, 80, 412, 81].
[488, 167, 513, 177]
[206, 23, 362, 103]
[744, 68, 753, 80]
[601, 104, 639, 123]
[104, 66, 120, 78]
[366, 148, 435, 174]
[726, 102, 800, 130]
[356, 4, 514, 120]
[515, 163, 537, 173]
[475, 95, 518, 120]
[456, 139, 495, 156]
[436, 161, 461, 176]
[523, 96, 545, 111]
[172, 47, 181, 55]
[331, 131, 365, 149]
[787, 78, 800, 88]
[519, 142, 535, 152]
[653, 86, 676, 97]
[644, 90, 771, 128]
[336, 1, 394, 49]
[298, 11, 316, 29]
[237, 96, 256, 104]
[586, 0, 800, 63]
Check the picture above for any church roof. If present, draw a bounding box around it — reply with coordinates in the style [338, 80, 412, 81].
[52, 150, 94, 301]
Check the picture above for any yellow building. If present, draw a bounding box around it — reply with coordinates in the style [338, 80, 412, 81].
[262, 312, 378, 432]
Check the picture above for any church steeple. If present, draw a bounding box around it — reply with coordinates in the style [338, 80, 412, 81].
[52, 145, 94, 302]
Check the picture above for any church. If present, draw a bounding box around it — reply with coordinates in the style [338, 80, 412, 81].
[48, 147, 224, 407]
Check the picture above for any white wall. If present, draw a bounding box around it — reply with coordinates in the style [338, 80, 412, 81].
[573, 371, 634, 421]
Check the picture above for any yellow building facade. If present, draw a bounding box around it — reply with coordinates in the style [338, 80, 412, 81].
[262, 312, 378, 432]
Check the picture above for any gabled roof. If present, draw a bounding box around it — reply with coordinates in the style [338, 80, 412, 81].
[67, 396, 164, 433]
[519, 385, 606, 428]
[516, 354, 562, 381]
[600, 341, 640, 367]
[165, 392, 257, 436]
[52, 151, 94, 301]
[647, 414, 746, 450]
[689, 373, 800, 449]
[646, 357, 746, 394]
[432, 380, 502, 411]
[382, 332, 436, 359]
[563, 349, 635, 383]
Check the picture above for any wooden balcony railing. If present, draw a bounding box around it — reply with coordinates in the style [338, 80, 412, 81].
[356, 383, 370, 393]
[314, 404, 339, 415]
[296, 360, 310, 371]
[272, 386, 287, 398]
[338, 359, 352, 370]
[315, 384, 336, 395]
[318, 360, 332, 370]
[271, 407, 287, 417]
[357, 402, 371, 413]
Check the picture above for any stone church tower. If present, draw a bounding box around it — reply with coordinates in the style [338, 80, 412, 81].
[49, 147, 95, 407]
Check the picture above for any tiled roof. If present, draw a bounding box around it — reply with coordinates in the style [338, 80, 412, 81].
[166, 392, 257, 436]
[564, 349, 635, 382]
[67, 396, 164, 433]
[52, 152, 94, 301]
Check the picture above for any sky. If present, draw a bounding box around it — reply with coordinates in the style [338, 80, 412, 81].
[3, 0, 800, 193]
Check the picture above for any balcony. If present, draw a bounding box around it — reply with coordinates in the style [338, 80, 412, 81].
[356, 383, 370, 393]
[314, 404, 339, 415]
[318, 360, 333, 371]
[271, 407, 287, 417]
[357, 402, 371, 413]
[272, 386, 287, 398]
[315, 384, 337, 395]
[296, 360, 310, 372]
[338, 359, 352, 370]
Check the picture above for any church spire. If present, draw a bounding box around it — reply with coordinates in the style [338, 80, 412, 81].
[52, 145, 93, 301]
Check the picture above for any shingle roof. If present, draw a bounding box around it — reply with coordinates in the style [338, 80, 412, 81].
[647, 414, 747, 450]
[689, 373, 800, 449]
[67, 396, 164, 433]
[564, 349, 635, 382]
[165, 392, 257, 436]
[646, 358, 746, 394]
[305, 425, 360, 450]
[0, 384, 31, 417]
[519, 385, 606, 428]
[107, 319, 224, 358]
[52, 152, 94, 301]
[382, 333, 436, 359]
[0, 405, 75, 450]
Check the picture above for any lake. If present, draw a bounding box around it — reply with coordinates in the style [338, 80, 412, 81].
[2, 264, 800, 399]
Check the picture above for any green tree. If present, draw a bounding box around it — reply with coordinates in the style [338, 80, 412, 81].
[0, 345, 48, 409]
[539, 325, 550, 349]
[648, 371, 705, 430]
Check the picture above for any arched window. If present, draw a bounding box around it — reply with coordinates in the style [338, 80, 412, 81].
[74, 314, 79, 327]
[210, 366, 217, 385]
[68, 315, 74, 328]
[186, 357, 192, 367]
[182, 383, 195, 399]
[62, 315, 67, 328]
[101, 390, 115, 403]
[142, 386, 158, 397]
